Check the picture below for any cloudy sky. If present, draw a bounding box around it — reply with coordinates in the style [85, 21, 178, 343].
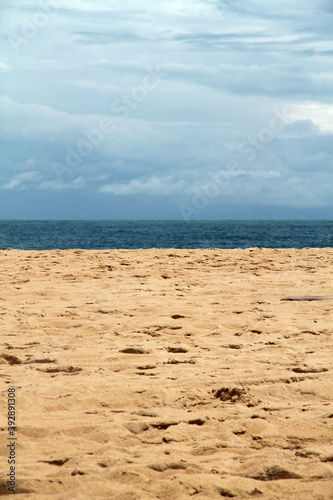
[1, 0, 332, 219]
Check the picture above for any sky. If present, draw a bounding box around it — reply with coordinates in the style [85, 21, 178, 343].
[0, 0, 333, 220]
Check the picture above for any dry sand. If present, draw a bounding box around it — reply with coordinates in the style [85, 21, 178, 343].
[1, 248, 333, 499]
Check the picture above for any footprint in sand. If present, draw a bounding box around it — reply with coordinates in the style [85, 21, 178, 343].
[164, 359, 195, 365]
[213, 387, 247, 402]
[125, 422, 149, 435]
[281, 295, 333, 301]
[26, 358, 57, 364]
[1, 353, 23, 365]
[291, 367, 328, 373]
[150, 421, 179, 430]
[188, 418, 206, 426]
[39, 458, 70, 466]
[213, 387, 259, 407]
[39, 366, 82, 374]
[148, 462, 187, 472]
[136, 364, 157, 370]
[249, 465, 302, 481]
[166, 346, 189, 353]
[71, 470, 85, 476]
[216, 487, 237, 497]
[120, 347, 149, 354]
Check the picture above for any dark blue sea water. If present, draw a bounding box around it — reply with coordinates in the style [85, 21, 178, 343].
[0, 220, 332, 250]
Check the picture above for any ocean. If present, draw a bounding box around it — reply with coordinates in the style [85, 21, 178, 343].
[0, 220, 332, 250]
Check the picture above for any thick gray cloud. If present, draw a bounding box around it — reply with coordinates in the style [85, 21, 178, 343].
[0, 0, 332, 219]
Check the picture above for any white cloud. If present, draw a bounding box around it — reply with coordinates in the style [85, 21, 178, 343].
[289, 104, 333, 133]
[1, 180, 21, 190]
[100, 176, 185, 195]
[39, 176, 86, 190]
[0, 62, 10, 70]
[1, 170, 40, 190]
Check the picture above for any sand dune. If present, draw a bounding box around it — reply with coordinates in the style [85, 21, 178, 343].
[1, 248, 332, 499]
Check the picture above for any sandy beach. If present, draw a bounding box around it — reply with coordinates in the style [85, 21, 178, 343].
[1, 248, 332, 499]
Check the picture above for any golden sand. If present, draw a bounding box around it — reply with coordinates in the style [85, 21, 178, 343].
[1, 248, 333, 499]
